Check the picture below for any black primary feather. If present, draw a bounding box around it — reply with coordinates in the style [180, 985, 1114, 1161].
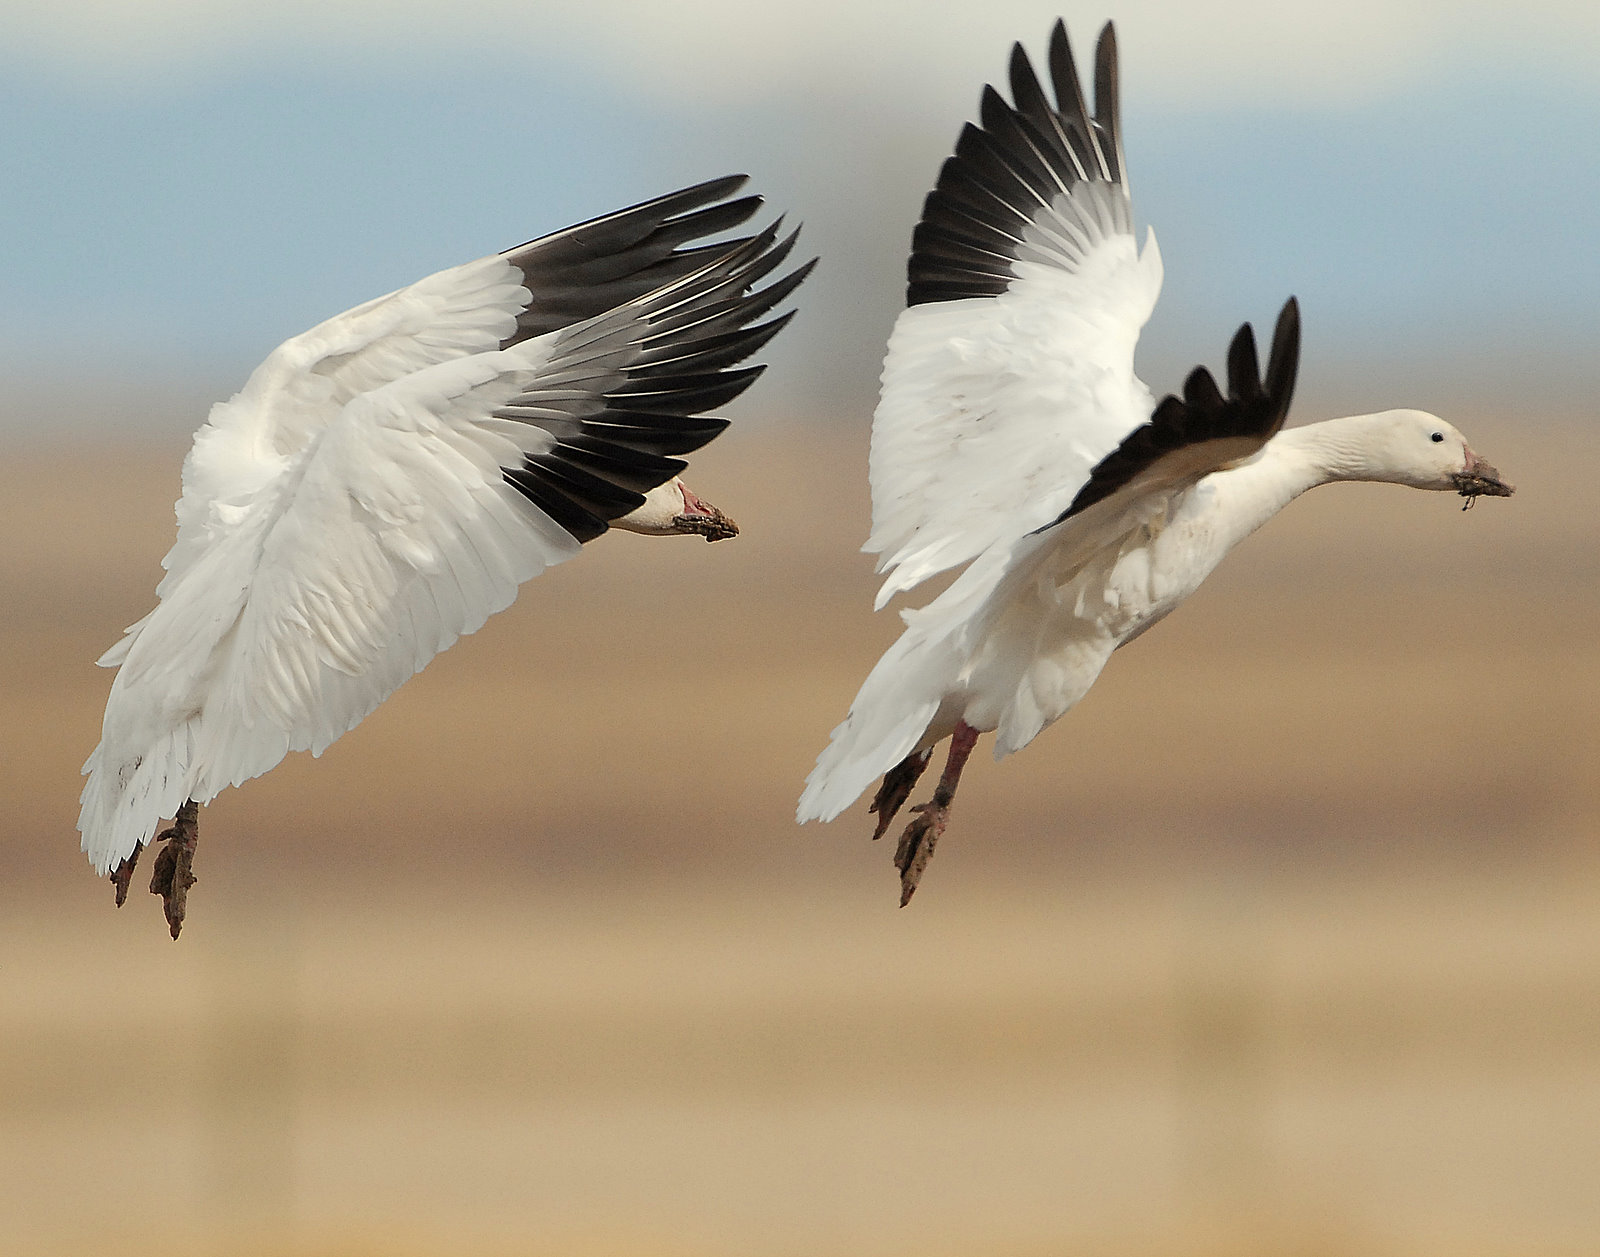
[1046, 298, 1302, 526]
[908, 19, 1124, 307]
[492, 192, 815, 544]
[501, 176, 763, 344]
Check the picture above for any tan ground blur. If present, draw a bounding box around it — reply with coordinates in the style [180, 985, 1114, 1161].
[2, 411, 1597, 1257]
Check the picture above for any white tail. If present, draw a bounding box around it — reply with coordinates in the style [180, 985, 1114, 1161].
[79, 721, 200, 875]
[797, 548, 1020, 823]
[796, 622, 953, 823]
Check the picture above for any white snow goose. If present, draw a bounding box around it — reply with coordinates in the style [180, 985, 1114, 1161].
[796, 22, 1512, 904]
[81, 176, 812, 935]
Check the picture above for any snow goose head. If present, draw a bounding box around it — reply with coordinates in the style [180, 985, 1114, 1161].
[613, 476, 739, 541]
[1325, 409, 1515, 501]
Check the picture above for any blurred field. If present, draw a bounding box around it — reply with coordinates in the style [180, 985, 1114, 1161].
[1, 409, 1597, 1257]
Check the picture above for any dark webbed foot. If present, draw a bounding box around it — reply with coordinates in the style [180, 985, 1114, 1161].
[887, 722, 980, 907]
[672, 483, 739, 541]
[109, 843, 143, 908]
[894, 802, 950, 906]
[671, 506, 739, 542]
[869, 748, 932, 841]
[671, 485, 740, 542]
[148, 799, 200, 939]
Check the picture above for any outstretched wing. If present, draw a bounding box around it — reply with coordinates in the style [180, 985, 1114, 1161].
[865, 21, 1165, 608]
[210, 228, 809, 762]
[489, 223, 808, 542]
[159, 181, 806, 602]
[252, 176, 767, 408]
[81, 216, 809, 871]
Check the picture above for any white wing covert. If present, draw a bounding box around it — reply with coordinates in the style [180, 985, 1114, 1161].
[865, 23, 1164, 608]
[273, 175, 780, 409]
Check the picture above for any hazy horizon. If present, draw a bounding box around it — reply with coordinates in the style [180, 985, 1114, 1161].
[4, 0, 1598, 437]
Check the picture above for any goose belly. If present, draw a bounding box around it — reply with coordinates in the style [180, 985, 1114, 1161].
[1094, 493, 1230, 647]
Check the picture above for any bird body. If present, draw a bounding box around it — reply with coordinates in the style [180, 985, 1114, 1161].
[81, 177, 809, 929]
[803, 406, 1493, 826]
[797, 23, 1511, 902]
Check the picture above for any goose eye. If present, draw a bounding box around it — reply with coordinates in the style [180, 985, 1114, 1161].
[1430, 432, 1445, 443]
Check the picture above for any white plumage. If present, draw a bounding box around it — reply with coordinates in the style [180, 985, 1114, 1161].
[82, 177, 809, 931]
[797, 22, 1512, 903]
[866, 179, 1162, 609]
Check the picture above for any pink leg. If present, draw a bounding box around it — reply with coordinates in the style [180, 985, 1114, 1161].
[893, 721, 980, 906]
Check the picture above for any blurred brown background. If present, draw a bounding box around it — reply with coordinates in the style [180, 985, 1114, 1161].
[6, 0, 1600, 1249]
[2, 402, 1594, 1257]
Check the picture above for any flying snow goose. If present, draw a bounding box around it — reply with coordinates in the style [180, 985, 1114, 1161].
[796, 22, 1512, 904]
[81, 176, 812, 935]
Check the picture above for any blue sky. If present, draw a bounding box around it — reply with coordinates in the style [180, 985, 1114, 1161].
[2, 0, 1596, 434]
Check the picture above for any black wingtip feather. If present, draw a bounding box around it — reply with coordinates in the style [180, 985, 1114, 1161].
[502, 176, 769, 344]
[553, 437, 688, 494]
[647, 256, 814, 347]
[495, 196, 813, 542]
[1093, 23, 1124, 185]
[583, 412, 730, 457]
[502, 467, 611, 543]
[631, 310, 795, 378]
[658, 194, 764, 240]
[660, 173, 750, 206]
[611, 364, 766, 416]
[1265, 297, 1301, 423]
[1008, 41, 1040, 110]
[520, 452, 646, 519]
[1225, 322, 1261, 403]
[907, 19, 1126, 306]
[1183, 365, 1224, 412]
[1047, 297, 1305, 527]
[1047, 19, 1102, 179]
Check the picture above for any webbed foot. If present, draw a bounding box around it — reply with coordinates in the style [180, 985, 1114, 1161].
[893, 801, 950, 906]
[869, 748, 932, 841]
[148, 799, 200, 939]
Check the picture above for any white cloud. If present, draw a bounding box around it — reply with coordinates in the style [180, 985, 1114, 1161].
[6, 0, 1599, 107]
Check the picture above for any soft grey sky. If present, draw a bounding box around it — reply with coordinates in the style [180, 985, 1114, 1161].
[3, 0, 1597, 434]
[11, 0, 1600, 105]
